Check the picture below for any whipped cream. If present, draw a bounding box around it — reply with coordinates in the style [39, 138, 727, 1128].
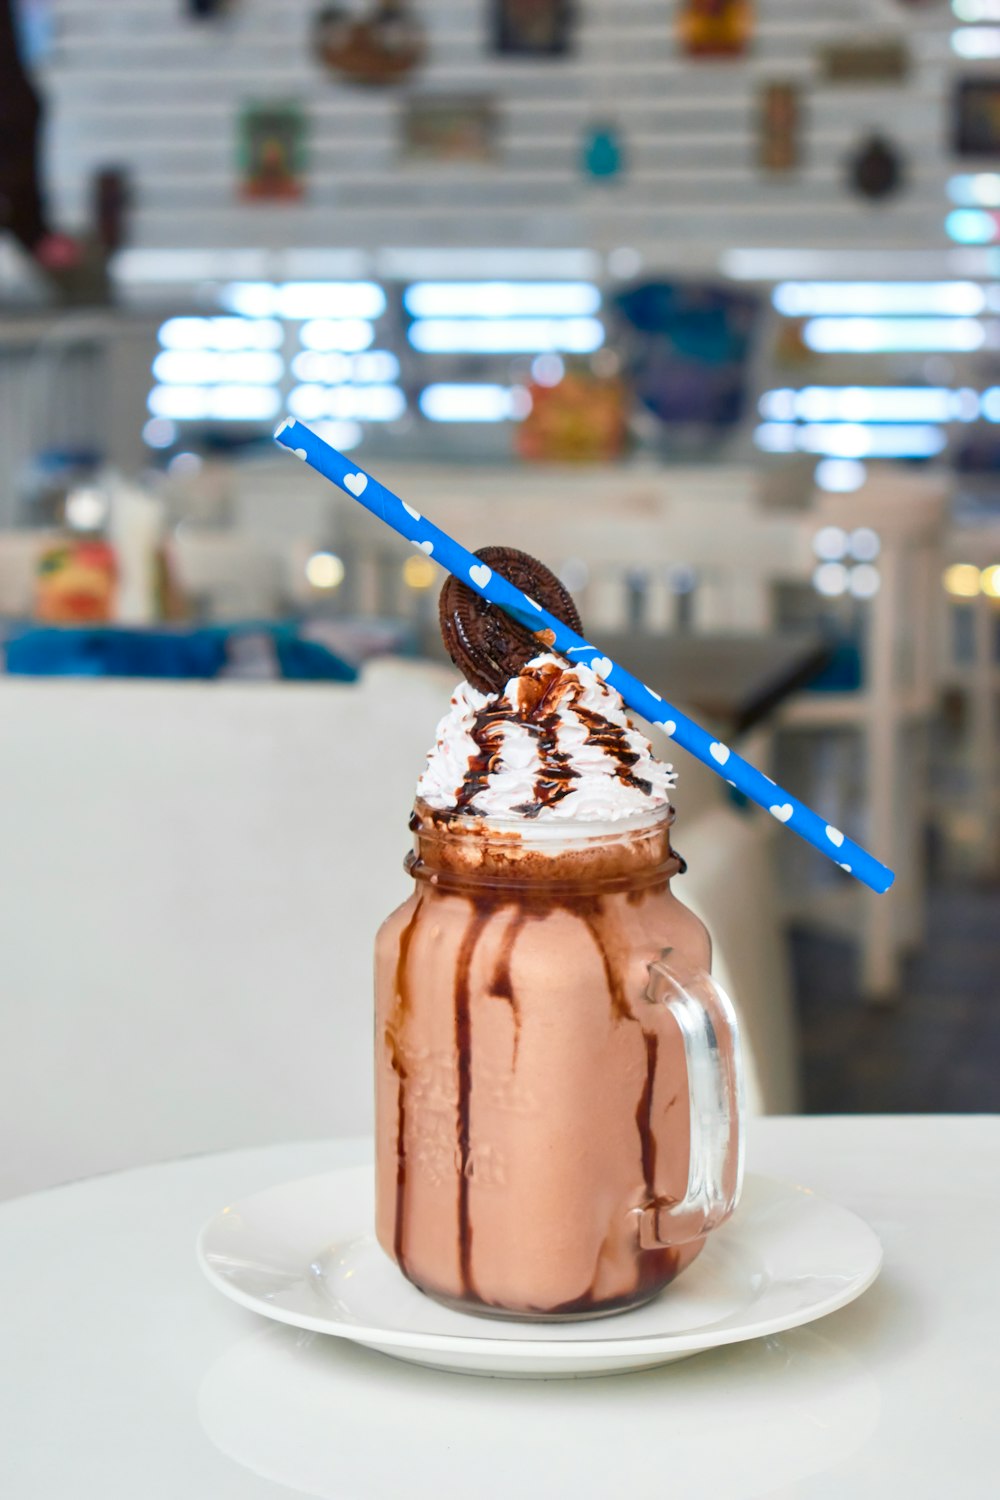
[417, 654, 676, 821]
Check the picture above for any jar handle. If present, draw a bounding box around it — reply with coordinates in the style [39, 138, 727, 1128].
[637, 960, 746, 1250]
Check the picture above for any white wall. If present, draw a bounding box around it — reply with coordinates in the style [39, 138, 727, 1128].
[38, 0, 955, 258]
[0, 663, 454, 1197]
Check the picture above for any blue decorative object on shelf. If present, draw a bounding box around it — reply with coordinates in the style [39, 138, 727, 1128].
[2, 625, 358, 682]
[612, 279, 761, 431]
[13, 0, 54, 65]
[186, 0, 231, 17]
[583, 122, 624, 180]
[804, 641, 863, 694]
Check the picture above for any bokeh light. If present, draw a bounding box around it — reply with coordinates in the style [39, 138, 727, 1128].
[305, 552, 346, 590]
[944, 563, 983, 597]
[402, 555, 437, 590]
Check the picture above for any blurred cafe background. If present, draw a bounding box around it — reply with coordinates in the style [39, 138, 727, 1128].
[1, 0, 998, 1200]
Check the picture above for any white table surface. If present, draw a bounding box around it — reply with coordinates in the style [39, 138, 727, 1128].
[1, 1116, 996, 1499]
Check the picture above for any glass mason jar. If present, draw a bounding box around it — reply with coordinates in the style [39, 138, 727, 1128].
[375, 801, 744, 1321]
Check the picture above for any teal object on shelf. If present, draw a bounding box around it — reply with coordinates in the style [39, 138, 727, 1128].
[2, 624, 358, 682]
[804, 641, 863, 693]
[583, 121, 624, 180]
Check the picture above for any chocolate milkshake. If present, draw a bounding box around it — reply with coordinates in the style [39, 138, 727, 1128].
[375, 558, 744, 1320]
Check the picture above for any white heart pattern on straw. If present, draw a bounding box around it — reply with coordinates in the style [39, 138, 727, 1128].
[840, 863, 852, 873]
[293, 448, 307, 461]
[647, 688, 662, 701]
[402, 501, 420, 520]
[270, 421, 897, 897]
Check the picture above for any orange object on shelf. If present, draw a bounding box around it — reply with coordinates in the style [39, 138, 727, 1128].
[516, 370, 628, 464]
[313, 2, 425, 87]
[678, 0, 753, 59]
[759, 82, 800, 173]
[34, 540, 117, 624]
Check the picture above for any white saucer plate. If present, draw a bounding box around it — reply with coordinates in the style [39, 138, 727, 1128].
[197, 1166, 882, 1378]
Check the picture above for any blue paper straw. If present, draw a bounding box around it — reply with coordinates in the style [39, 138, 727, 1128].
[275, 417, 895, 895]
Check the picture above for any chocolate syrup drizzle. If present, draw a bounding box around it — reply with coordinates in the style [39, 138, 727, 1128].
[390, 879, 687, 1315]
[451, 658, 657, 819]
[390, 656, 687, 1314]
[389, 899, 422, 1277]
[453, 707, 512, 813]
[573, 703, 653, 799]
[637, 1031, 659, 1200]
[490, 907, 528, 1064]
[453, 910, 492, 1298]
[580, 907, 633, 1023]
[544, 908, 679, 1315]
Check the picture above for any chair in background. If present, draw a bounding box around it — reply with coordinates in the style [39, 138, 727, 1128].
[936, 525, 1000, 879]
[777, 472, 947, 998]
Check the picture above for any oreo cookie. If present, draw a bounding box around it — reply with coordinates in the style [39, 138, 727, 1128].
[439, 546, 583, 694]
